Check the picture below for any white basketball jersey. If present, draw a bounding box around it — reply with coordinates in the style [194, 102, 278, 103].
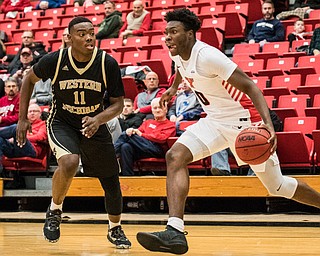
[171, 41, 261, 125]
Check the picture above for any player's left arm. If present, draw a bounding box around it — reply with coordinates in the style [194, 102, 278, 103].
[82, 96, 123, 138]
[228, 68, 277, 153]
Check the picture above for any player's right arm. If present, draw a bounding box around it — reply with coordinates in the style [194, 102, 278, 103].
[160, 70, 182, 108]
[16, 68, 41, 147]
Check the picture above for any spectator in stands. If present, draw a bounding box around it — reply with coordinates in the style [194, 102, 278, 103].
[96, 1, 123, 40]
[0, 39, 5, 60]
[0, 0, 32, 18]
[168, 79, 203, 136]
[75, 0, 105, 8]
[134, 71, 166, 119]
[10, 47, 35, 78]
[36, 0, 66, 10]
[287, 19, 313, 49]
[0, 79, 5, 99]
[119, 0, 151, 45]
[4, 30, 47, 75]
[118, 98, 144, 131]
[210, 149, 232, 176]
[247, 0, 285, 47]
[114, 98, 176, 176]
[277, 0, 320, 20]
[0, 77, 20, 128]
[308, 26, 320, 55]
[60, 28, 71, 49]
[0, 103, 47, 173]
[30, 78, 52, 106]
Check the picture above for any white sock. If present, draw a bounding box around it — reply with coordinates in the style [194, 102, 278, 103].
[167, 217, 184, 232]
[109, 220, 121, 229]
[50, 199, 63, 211]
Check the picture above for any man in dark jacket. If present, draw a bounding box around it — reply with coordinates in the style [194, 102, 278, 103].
[96, 1, 123, 40]
[118, 98, 144, 131]
[5, 30, 47, 74]
[247, 0, 285, 47]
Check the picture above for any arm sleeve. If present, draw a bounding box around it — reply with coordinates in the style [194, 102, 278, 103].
[139, 88, 166, 114]
[247, 24, 256, 41]
[105, 56, 125, 98]
[33, 51, 59, 80]
[132, 13, 151, 36]
[119, 20, 128, 33]
[197, 47, 237, 81]
[27, 122, 48, 143]
[266, 22, 285, 42]
[141, 122, 176, 144]
[1, 99, 19, 126]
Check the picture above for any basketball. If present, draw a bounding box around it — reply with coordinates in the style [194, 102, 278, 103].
[235, 127, 272, 165]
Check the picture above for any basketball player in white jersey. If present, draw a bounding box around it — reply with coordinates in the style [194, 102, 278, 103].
[136, 8, 320, 255]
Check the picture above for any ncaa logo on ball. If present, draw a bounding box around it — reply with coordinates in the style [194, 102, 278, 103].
[238, 135, 255, 142]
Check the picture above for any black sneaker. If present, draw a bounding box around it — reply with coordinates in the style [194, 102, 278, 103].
[107, 225, 131, 249]
[136, 225, 188, 255]
[43, 207, 62, 243]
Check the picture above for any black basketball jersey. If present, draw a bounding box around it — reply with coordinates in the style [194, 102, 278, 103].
[33, 47, 124, 130]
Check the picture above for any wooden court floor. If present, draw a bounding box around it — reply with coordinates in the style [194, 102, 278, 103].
[1, 222, 320, 255]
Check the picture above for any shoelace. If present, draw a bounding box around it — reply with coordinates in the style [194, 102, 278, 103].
[112, 228, 127, 240]
[47, 213, 61, 228]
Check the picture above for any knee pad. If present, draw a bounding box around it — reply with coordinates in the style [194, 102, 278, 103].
[267, 176, 298, 199]
[99, 175, 123, 215]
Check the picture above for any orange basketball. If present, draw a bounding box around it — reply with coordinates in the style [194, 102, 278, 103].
[235, 127, 272, 165]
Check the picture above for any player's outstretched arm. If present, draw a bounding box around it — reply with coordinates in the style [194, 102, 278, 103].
[16, 68, 40, 147]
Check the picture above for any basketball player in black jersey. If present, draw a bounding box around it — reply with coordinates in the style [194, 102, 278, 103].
[16, 17, 131, 249]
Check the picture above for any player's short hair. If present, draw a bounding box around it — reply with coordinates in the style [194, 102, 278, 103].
[68, 16, 92, 33]
[165, 8, 201, 35]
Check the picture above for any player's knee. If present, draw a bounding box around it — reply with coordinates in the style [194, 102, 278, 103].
[166, 147, 189, 167]
[58, 154, 79, 177]
[265, 176, 298, 199]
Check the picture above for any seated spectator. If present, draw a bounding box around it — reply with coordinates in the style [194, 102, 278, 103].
[0, 103, 47, 174]
[60, 28, 71, 49]
[118, 98, 144, 131]
[119, 0, 151, 44]
[134, 71, 166, 119]
[96, 1, 123, 40]
[0, 77, 20, 128]
[0, 79, 5, 99]
[247, 0, 285, 48]
[168, 79, 203, 136]
[11, 47, 35, 78]
[0, 30, 8, 60]
[114, 98, 176, 176]
[287, 19, 313, 49]
[308, 26, 320, 55]
[0, 0, 32, 19]
[3, 30, 47, 74]
[36, 0, 66, 10]
[211, 149, 232, 176]
[107, 117, 122, 144]
[30, 77, 52, 106]
[277, 0, 320, 20]
[0, 39, 5, 60]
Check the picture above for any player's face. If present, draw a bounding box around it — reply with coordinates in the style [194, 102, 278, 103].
[165, 21, 193, 58]
[69, 22, 96, 56]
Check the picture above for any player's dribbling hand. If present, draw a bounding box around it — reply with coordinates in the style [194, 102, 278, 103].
[260, 123, 277, 154]
[16, 119, 32, 148]
[81, 116, 99, 138]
